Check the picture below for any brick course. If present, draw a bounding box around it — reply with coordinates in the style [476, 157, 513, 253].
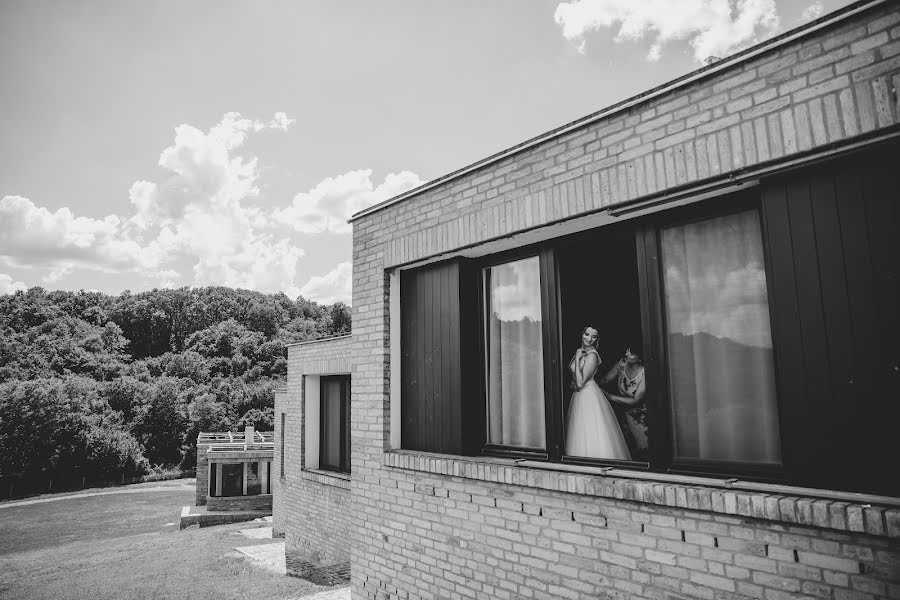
[355, 3, 900, 271]
[285, 3, 900, 599]
[206, 494, 272, 512]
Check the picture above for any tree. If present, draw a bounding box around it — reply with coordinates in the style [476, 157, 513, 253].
[133, 378, 187, 465]
[329, 302, 352, 334]
[237, 407, 274, 431]
[0, 284, 352, 477]
[0, 378, 89, 476]
[84, 426, 149, 478]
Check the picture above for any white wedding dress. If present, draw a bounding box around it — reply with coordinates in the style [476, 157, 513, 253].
[564, 349, 631, 460]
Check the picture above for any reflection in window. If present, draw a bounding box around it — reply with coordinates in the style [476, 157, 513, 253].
[484, 257, 545, 449]
[321, 376, 349, 473]
[246, 462, 262, 495]
[221, 463, 244, 497]
[662, 209, 781, 465]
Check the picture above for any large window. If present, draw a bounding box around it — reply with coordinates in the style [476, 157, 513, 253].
[661, 210, 780, 466]
[398, 146, 900, 496]
[209, 461, 272, 497]
[468, 204, 783, 475]
[320, 375, 350, 473]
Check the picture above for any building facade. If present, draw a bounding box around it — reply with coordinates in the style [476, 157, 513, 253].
[279, 1, 900, 598]
[274, 335, 354, 567]
[195, 427, 274, 512]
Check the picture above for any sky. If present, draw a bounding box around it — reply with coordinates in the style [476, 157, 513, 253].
[0, 0, 851, 304]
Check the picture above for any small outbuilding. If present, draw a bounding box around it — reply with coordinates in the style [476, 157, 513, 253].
[181, 426, 274, 528]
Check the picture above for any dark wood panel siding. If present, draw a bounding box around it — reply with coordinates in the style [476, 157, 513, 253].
[400, 261, 466, 454]
[761, 144, 900, 495]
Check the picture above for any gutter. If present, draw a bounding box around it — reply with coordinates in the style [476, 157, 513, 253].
[349, 0, 888, 224]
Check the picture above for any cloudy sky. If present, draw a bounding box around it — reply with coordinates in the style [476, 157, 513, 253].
[0, 0, 848, 304]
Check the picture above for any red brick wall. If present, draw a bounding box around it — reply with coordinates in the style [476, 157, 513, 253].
[346, 3, 900, 599]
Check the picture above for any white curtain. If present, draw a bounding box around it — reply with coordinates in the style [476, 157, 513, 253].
[662, 210, 781, 464]
[485, 258, 546, 449]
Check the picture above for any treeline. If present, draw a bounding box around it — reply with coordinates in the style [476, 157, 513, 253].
[0, 286, 350, 488]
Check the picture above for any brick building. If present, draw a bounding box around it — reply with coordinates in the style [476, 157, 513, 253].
[195, 427, 274, 512]
[276, 1, 900, 598]
[274, 335, 354, 567]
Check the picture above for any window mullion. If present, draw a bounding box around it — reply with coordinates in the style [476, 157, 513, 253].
[637, 226, 673, 472]
[540, 247, 564, 461]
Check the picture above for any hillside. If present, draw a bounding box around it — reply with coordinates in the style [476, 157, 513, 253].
[0, 286, 350, 485]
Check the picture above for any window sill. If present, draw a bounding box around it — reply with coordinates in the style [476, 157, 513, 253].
[301, 468, 351, 490]
[383, 450, 900, 539]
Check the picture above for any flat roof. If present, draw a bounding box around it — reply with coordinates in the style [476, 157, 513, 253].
[349, 0, 885, 224]
[198, 431, 274, 444]
[285, 333, 352, 348]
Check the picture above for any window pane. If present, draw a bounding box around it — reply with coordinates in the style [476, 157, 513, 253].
[484, 257, 546, 449]
[209, 461, 217, 497]
[557, 228, 648, 462]
[662, 209, 781, 465]
[321, 379, 343, 470]
[221, 463, 243, 497]
[246, 462, 261, 495]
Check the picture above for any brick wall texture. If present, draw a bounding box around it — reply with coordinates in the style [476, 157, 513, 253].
[274, 336, 355, 565]
[206, 494, 272, 512]
[332, 4, 900, 599]
[355, 4, 900, 271]
[195, 447, 209, 506]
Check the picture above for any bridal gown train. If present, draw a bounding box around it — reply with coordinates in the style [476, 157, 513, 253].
[565, 376, 631, 460]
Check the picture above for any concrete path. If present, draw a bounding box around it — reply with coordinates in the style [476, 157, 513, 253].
[0, 481, 195, 509]
[235, 541, 286, 575]
[296, 588, 351, 600]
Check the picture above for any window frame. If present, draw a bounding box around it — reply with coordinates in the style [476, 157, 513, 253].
[467, 191, 788, 483]
[280, 412, 286, 478]
[319, 374, 350, 474]
[641, 192, 789, 482]
[476, 246, 560, 461]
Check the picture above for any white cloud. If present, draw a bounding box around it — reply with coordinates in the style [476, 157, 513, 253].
[127, 111, 309, 294]
[2, 111, 417, 300]
[1, 112, 298, 292]
[268, 112, 295, 131]
[0, 273, 27, 294]
[800, 1, 824, 23]
[489, 258, 543, 322]
[554, 0, 780, 63]
[274, 169, 422, 234]
[0, 195, 163, 282]
[300, 262, 352, 305]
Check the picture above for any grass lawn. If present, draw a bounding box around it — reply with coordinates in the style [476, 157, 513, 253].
[0, 479, 336, 600]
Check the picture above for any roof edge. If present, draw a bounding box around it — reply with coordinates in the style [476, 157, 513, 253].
[285, 333, 353, 348]
[349, 0, 886, 224]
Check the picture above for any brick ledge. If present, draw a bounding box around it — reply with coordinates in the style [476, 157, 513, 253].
[383, 450, 900, 539]
[301, 468, 351, 490]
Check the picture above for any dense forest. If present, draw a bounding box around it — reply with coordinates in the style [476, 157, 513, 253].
[0, 286, 350, 488]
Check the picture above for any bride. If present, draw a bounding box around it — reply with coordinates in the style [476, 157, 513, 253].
[564, 326, 631, 460]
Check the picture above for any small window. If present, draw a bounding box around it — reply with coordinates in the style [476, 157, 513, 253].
[280, 413, 286, 478]
[320, 375, 350, 473]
